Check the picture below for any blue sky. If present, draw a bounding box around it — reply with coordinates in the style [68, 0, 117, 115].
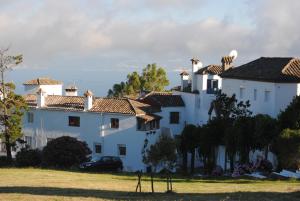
[1, 0, 300, 95]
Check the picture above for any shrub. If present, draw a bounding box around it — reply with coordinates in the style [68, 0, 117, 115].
[0, 156, 11, 167]
[15, 148, 42, 167]
[42, 136, 91, 168]
[271, 129, 300, 170]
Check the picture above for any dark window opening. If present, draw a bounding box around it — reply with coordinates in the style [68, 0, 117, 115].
[170, 112, 179, 124]
[137, 119, 160, 131]
[69, 116, 80, 127]
[118, 144, 126, 156]
[207, 79, 219, 94]
[94, 144, 102, 154]
[111, 118, 119, 128]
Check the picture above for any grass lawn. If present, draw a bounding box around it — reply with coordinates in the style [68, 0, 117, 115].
[0, 168, 299, 200]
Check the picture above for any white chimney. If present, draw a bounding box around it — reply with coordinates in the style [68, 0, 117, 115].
[84, 90, 93, 111]
[65, 85, 78, 96]
[37, 88, 46, 107]
[180, 71, 190, 91]
[191, 58, 202, 92]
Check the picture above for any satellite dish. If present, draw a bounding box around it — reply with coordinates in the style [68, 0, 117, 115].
[198, 62, 203, 68]
[229, 50, 238, 60]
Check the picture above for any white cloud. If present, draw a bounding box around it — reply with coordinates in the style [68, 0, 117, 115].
[0, 0, 299, 74]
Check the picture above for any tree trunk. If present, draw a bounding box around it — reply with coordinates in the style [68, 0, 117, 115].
[190, 149, 195, 174]
[264, 145, 269, 160]
[224, 149, 227, 172]
[229, 154, 234, 172]
[182, 151, 188, 173]
[5, 135, 12, 162]
[150, 172, 154, 193]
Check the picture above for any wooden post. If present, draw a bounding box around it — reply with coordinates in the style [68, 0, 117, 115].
[135, 171, 142, 192]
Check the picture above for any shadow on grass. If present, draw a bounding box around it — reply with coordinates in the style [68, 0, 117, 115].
[0, 186, 299, 201]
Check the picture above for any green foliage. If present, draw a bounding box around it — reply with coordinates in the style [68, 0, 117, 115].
[143, 134, 177, 171]
[107, 63, 169, 97]
[16, 148, 42, 167]
[272, 129, 300, 170]
[42, 136, 91, 168]
[0, 156, 11, 167]
[180, 124, 197, 173]
[0, 83, 27, 160]
[277, 95, 300, 130]
[253, 114, 278, 150]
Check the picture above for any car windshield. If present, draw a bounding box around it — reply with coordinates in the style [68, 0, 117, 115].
[90, 157, 101, 162]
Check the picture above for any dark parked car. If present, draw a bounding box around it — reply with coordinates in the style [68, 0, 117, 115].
[79, 156, 123, 172]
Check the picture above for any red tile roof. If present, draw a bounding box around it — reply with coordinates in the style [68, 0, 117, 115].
[23, 77, 62, 85]
[23, 94, 154, 115]
[196, 65, 223, 75]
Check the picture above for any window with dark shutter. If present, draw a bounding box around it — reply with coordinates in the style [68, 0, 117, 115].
[170, 112, 179, 124]
[94, 143, 102, 154]
[68, 116, 80, 127]
[111, 118, 119, 128]
[207, 79, 219, 94]
[118, 144, 126, 156]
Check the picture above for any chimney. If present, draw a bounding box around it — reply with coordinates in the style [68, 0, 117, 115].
[37, 88, 46, 107]
[191, 58, 203, 92]
[180, 71, 190, 91]
[221, 56, 234, 72]
[84, 90, 93, 111]
[65, 85, 78, 96]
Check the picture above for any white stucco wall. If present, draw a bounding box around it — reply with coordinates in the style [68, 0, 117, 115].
[23, 108, 163, 171]
[221, 78, 298, 117]
[24, 85, 63, 95]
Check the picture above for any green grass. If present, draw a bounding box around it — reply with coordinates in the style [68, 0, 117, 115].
[0, 168, 299, 200]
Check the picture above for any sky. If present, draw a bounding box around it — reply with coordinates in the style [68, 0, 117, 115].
[1, 0, 300, 96]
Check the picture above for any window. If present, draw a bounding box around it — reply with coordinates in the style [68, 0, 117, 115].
[170, 112, 179, 124]
[69, 116, 80, 127]
[264, 91, 271, 102]
[137, 119, 160, 131]
[253, 89, 257, 101]
[118, 144, 126, 156]
[110, 118, 119, 129]
[239, 87, 245, 99]
[94, 143, 102, 154]
[25, 136, 32, 147]
[27, 112, 34, 123]
[207, 79, 219, 94]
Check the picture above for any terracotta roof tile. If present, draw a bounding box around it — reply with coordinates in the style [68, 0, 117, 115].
[196, 65, 223, 75]
[220, 57, 300, 83]
[180, 71, 189, 76]
[23, 77, 62, 85]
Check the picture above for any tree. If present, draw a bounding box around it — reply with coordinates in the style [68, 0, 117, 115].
[277, 95, 300, 130]
[208, 92, 252, 171]
[107, 63, 169, 97]
[253, 114, 278, 159]
[0, 48, 26, 161]
[141, 64, 169, 92]
[42, 136, 91, 168]
[143, 133, 177, 192]
[180, 124, 197, 174]
[272, 129, 300, 170]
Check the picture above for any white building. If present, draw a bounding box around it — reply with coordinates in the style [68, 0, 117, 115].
[20, 79, 185, 171]
[220, 57, 300, 117]
[3, 55, 300, 171]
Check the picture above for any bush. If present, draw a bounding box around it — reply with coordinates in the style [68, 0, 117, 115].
[42, 136, 91, 168]
[0, 156, 12, 167]
[271, 129, 300, 170]
[16, 148, 42, 167]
